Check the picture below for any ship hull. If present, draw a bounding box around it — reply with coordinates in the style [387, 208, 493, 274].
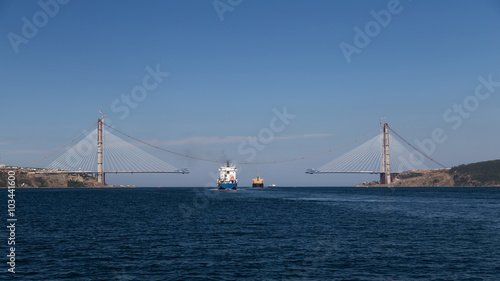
[218, 182, 237, 190]
[251, 183, 264, 188]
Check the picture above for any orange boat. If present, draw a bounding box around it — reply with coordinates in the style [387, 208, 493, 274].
[252, 175, 264, 188]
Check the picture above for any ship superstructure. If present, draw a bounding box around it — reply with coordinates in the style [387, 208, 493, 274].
[217, 161, 237, 190]
[252, 175, 264, 188]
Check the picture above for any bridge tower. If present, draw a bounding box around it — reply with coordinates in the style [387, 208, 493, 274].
[380, 121, 395, 184]
[97, 118, 104, 184]
[380, 122, 391, 184]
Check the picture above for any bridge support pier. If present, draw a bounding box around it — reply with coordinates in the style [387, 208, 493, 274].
[380, 172, 398, 184]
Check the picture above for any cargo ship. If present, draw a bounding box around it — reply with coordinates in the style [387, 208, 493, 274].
[217, 161, 237, 190]
[252, 175, 264, 188]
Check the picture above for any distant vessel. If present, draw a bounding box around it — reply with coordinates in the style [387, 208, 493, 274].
[217, 161, 237, 190]
[268, 184, 276, 187]
[252, 175, 264, 188]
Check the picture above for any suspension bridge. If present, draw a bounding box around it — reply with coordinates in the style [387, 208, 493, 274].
[26, 117, 445, 186]
[305, 121, 446, 184]
[28, 118, 189, 185]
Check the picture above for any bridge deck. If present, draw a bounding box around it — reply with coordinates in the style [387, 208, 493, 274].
[306, 171, 382, 174]
[34, 171, 189, 174]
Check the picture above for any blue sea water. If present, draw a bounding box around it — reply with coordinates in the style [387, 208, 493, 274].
[8, 187, 500, 280]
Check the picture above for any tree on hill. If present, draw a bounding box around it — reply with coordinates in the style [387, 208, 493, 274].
[449, 159, 500, 186]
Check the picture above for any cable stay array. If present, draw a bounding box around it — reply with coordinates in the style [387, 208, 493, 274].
[307, 124, 445, 174]
[311, 134, 429, 173]
[26, 119, 446, 180]
[39, 126, 185, 174]
[314, 134, 384, 174]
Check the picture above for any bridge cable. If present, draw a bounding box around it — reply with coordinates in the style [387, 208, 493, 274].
[388, 126, 447, 168]
[236, 128, 379, 164]
[104, 123, 380, 165]
[103, 123, 221, 163]
[26, 121, 98, 168]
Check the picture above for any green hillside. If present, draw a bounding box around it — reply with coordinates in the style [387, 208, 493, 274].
[449, 160, 500, 187]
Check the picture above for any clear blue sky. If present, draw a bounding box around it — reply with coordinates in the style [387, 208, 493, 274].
[1, 0, 500, 187]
